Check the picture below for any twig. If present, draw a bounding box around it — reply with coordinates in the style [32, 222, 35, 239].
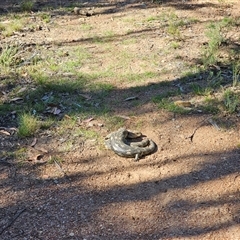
[186, 116, 213, 142]
[0, 157, 12, 167]
[0, 208, 26, 235]
[124, 96, 138, 101]
[54, 159, 66, 176]
[0, 158, 16, 178]
[208, 118, 220, 131]
[17, 52, 38, 67]
[116, 115, 130, 120]
[0, 160, 12, 167]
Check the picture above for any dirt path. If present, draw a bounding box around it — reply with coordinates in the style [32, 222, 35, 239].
[0, 0, 240, 239]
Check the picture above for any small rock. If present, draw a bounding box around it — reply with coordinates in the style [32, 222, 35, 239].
[73, 7, 81, 15]
[87, 122, 94, 127]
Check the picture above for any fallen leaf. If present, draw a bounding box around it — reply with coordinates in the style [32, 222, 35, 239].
[79, 93, 92, 100]
[42, 92, 53, 101]
[83, 117, 94, 123]
[45, 106, 61, 115]
[212, 64, 221, 70]
[52, 107, 61, 115]
[0, 127, 17, 135]
[87, 122, 95, 127]
[74, 103, 82, 108]
[34, 146, 48, 153]
[27, 147, 45, 162]
[9, 97, 24, 103]
[174, 101, 193, 108]
[28, 153, 44, 161]
[64, 114, 71, 119]
[116, 115, 130, 120]
[124, 96, 138, 101]
[8, 127, 17, 132]
[0, 130, 11, 136]
[30, 138, 37, 147]
[21, 72, 28, 77]
[17, 87, 27, 94]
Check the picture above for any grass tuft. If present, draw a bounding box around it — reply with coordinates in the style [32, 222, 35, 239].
[201, 18, 233, 67]
[222, 89, 239, 113]
[0, 45, 19, 67]
[232, 62, 240, 87]
[18, 113, 39, 137]
[0, 19, 25, 37]
[20, 0, 34, 12]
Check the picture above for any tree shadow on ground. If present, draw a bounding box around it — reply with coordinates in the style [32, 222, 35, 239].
[0, 148, 240, 238]
[1, 76, 239, 238]
[0, 0, 229, 17]
[0, 61, 235, 121]
[0, 1, 240, 238]
[1, 72, 239, 238]
[0, 60, 238, 165]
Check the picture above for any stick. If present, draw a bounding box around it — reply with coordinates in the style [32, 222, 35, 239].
[54, 159, 67, 177]
[0, 160, 12, 167]
[0, 208, 26, 235]
[186, 116, 213, 142]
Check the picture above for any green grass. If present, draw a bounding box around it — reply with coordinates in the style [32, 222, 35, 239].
[90, 82, 115, 93]
[146, 16, 160, 22]
[155, 98, 189, 114]
[80, 23, 93, 31]
[30, 72, 88, 91]
[20, 0, 34, 12]
[18, 113, 40, 137]
[91, 35, 105, 43]
[0, 7, 239, 144]
[121, 72, 159, 83]
[13, 147, 28, 163]
[152, 90, 189, 114]
[145, 12, 198, 40]
[48, 156, 64, 165]
[232, 62, 240, 87]
[202, 24, 224, 66]
[222, 89, 239, 113]
[0, 19, 25, 37]
[121, 38, 137, 45]
[23, 46, 91, 76]
[80, 128, 99, 139]
[170, 41, 181, 49]
[152, 90, 180, 102]
[201, 18, 233, 67]
[200, 89, 239, 115]
[0, 45, 20, 68]
[201, 97, 220, 114]
[56, 116, 100, 141]
[104, 115, 125, 130]
[190, 83, 213, 96]
[40, 46, 92, 73]
[167, 22, 181, 39]
[39, 13, 51, 23]
[206, 71, 224, 88]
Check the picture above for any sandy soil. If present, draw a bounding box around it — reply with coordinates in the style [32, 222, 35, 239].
[0, 0, 240, 239]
